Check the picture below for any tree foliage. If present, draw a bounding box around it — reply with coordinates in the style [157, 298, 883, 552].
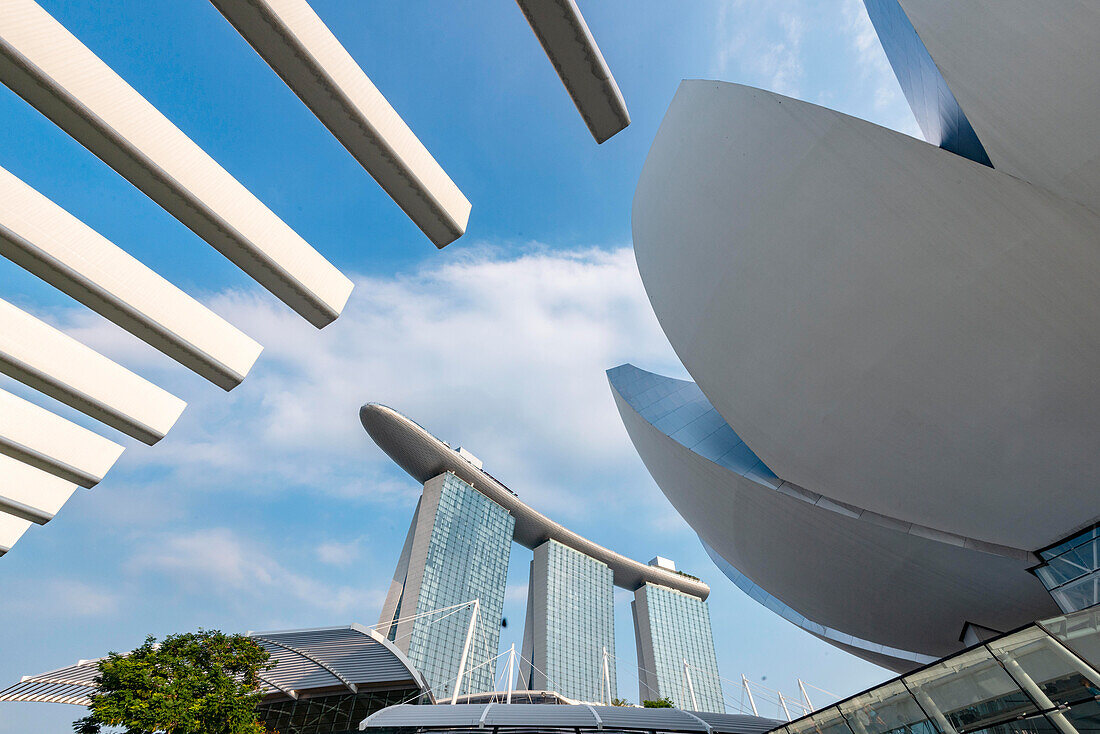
[73, 630, 274, 734]
[643, 697, 675, 708]
[611, 698, 632, 707]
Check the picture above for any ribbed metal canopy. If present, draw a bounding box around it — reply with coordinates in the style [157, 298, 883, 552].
[0, 624, 427, 706]
[361, 703, 781, 734]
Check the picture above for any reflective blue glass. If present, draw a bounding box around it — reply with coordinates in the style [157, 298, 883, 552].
[637, 583, 725, 712]
[610, 365, 936, 667]
[607, 364, 780, 487]
[405, 474, 515, 699]
[1033, 527, 1100, 612]
[863, 0, 993, 167]
[538, 540, 617, 703]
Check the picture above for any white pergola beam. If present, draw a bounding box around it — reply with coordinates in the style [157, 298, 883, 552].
[0, 165, 262, 391]
[0, 513, 32, 556]
[516, 0, 630, 143]
[0, 453, 79, 526]
[210, 0, 471, 248]
[0, 386, 123, 489]
[0, 297, 186, 445]
[0, 0, 353, 327]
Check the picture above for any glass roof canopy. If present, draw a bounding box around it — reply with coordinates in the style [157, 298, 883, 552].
[772, 607, 1100, 734]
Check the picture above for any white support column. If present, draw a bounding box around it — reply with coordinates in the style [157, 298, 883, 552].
[778, 692, 792, 721]
[684, 658, 699, 711]
[798, 679, 813, 711]
[507, 644, 515, 704]
[451, 599, 480, 704]
[603, 646, 613, 705]
[742, 675, 758, 716]
[1001, 657, 1078, 734]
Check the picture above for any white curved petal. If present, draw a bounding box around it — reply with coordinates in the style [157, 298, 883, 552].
[610, 365, 1058, 665]
[633, 80, 1100, 550]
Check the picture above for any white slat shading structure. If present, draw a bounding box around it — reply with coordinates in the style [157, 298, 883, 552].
[211, 0, 472, 249]
[0, 0, 393, 555]
[515, 0, 630, 143]
[0, 298, 186, 446]
[0, 387, 123, 491]
[0, 0, 353, 328]
[0, 166, 263, 391]
[0, 455, 79, 551]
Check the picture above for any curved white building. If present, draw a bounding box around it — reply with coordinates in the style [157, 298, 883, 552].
[613, 2, 1100, 671]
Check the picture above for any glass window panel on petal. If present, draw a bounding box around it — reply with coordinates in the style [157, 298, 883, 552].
[839, 680, 941, 734]
[789, 708, 854, 734]
[1041, 609, 1100, 666]
[987, 627, 1100, 707]
[903, 646, 1037, 734]
[963, 713, 1060, 734]
[1063, 699, 1100, 734]
[1053, 574, 1100, 615]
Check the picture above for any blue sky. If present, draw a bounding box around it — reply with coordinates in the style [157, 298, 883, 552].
[0, 1, 920, 730]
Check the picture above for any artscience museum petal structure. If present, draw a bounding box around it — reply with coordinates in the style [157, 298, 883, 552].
[612, 1, 1100, 672]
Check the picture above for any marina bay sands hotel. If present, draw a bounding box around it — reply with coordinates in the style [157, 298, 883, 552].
[359, 404, 724, 711]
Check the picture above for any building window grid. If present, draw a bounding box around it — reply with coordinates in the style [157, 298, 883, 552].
[644, 585, 724, 712]
[542, 540, 617, 703]
[407, 474, 515, 701]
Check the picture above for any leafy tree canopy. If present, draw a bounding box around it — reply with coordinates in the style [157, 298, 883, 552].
[73, 629, 274, 734]
[643, 697, 675, 708]
[611, 698, 632, 707]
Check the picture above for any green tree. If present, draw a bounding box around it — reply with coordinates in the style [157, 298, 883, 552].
[643, 697, 675, 708]
[73, 630, 274, 734]
[611, 698, 632, 707]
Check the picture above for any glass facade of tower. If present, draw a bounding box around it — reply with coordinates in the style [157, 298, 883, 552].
[636, 584, 723, 712]
[406, 473, 515, 700]
[537, 539, 617, 703]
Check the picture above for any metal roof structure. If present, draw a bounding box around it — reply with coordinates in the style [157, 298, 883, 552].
[361, 703, 781, 734]
[359, 403, 710, 600]
[0, 624, 430, 707]
[770, 606, 1100, 734]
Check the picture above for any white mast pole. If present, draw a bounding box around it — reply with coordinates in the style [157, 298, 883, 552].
[507, 643, 515, 704]
[602, 646, 613, 705]
[451, 599, 480, 704]
[779, 692, 792, 721]
[798, 679, 813, 712]
[684, 658, 699, 711]
[742, 675, 758, 716]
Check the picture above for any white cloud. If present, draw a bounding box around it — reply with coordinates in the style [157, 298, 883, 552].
[505, 583, 528, 604]
[315, 538, 362, 567]
[712, 2, 807, 98]
[3, 578, 121, 618]
[129, 527, 384, 616]
[840, 0, 922, 136]
[60, 244, 683, 521]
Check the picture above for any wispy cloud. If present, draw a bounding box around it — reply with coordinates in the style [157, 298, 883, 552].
[60, 244, 682, 522]
[505, 583, 528, 604]
[128, 527, 384, 616]
[840, 0, 921, 136]
[315, 538, 363, 567]
[6, 579, 122, 618]
[711, 1, 808, 98]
